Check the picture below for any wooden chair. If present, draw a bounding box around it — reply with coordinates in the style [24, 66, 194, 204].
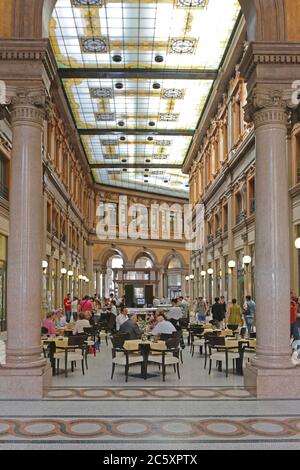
[148, 337, 181, 381]
[207, 336, 240, 377]
[110, 335, 143, 382]
[54, 336, 85, 378]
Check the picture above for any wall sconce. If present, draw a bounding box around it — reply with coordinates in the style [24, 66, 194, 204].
[200, 271, 206, 277]
[42, 260, 48, 269]
[242, 255, 252, 266]
[207, 268, 214, 275]
[61, 268, 67, 275]
[189, 274, 195, 280]
[78, 274, 84, 280]
[185, 275, 190, 281]
[295, 238, 300, 249]
[67, 270, 74, 277]
[228, 260, 236, 269]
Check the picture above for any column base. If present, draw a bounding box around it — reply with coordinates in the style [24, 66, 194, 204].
[0, 363, 52, 399]
[244, 363, 300, 399]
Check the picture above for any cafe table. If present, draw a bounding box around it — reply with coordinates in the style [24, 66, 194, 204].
[123, 339, 166, 379]
[225, 338, 256, 374]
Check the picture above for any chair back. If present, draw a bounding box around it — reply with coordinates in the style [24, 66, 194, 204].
[68, 335, 85, 347]
[207, 335, 225, 347]
[250, 332, 256, 339]
[227, 324, 239, 332]
[179, 318, 189, 329]
[83, 327, 98, 336]
[41, 327, 48, 335]
[111, 333, 130, 349]
[159, 333, 173, 341]
[107, 311, 116, 330]
[240, 327, 247, 338]
[166, 337, 180, 349]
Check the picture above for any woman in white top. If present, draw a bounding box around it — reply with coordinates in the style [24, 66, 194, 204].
[73, 312, 90, 335]
[71, 297, 79, 322]
[111, 300, 118, 316]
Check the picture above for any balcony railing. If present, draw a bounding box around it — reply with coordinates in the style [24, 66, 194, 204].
[216, 228, 222, 238]
[237, 211, 245, 224]
[207, 234, 214, 243]
[223, 223, 228, 233]
[0, 183, 8, 200]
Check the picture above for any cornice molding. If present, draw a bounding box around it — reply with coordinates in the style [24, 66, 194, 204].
[0, 38, 57, 85]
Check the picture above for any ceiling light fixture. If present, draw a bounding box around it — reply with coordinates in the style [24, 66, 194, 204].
[112, 54, 122, 62]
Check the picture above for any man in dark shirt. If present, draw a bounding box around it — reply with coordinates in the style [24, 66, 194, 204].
[212, 297, 225, 329]
[119, 313, 142, 340]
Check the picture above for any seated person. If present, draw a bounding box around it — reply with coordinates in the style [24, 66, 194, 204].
[42, 311, 57, 336]
[150, 314, 177, 338]
[83, 310, 95, 326]
[116, 306, 129, 331]
[149, 308, 164, 328]
[73, 312, 91, 335]
[55, 309, 67, 328]
[119, 313, 142, 340]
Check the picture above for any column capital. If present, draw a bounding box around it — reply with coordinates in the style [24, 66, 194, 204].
[244, 87, 292, 128]
[9, 87, 50, 127]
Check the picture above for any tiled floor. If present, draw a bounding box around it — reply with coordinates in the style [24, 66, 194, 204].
[0, 340, 300, 449]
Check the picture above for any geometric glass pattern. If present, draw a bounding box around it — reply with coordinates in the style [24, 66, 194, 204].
[169, 38, 197, 54]
[162, 89, 185, 100]
[51, 0, 241, 197]
[177, 0, 209, 7]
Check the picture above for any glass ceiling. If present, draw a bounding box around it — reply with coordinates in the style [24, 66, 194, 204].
[50, 0, 240, 197]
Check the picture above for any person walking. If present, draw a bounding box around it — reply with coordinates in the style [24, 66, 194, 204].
[227, 299, 243, 326]
[243, 295, 256, 335]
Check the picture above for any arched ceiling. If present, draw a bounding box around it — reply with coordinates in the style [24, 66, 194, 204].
[48, 0, 241, 198]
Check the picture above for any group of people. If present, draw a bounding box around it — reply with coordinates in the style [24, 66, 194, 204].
[114, 307, 182, 341]
[193, 295, 256, 334]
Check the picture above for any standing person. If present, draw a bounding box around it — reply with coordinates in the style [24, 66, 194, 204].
[220, 296, 227, 324]
[227, 299, 243, 327]
[243, 295, 256, 335]
[79, 295, 93, 314]
[111, 300, 118, 317]
[212, 297, 225, 329]
[64, 293, 72, 323]
[197, 297, 208, 322]
[71, 296, 79, 322]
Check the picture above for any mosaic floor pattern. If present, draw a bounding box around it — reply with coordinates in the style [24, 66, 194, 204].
[0, 414, 300, 445]
[45, 386, 256, 400]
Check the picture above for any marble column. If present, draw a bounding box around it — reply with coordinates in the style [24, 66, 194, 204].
[87, 242, 94, 296]
[158, 268, 164, 299]
[244, 88, 300, 398]
[95, 269, 101, 296]
[100, 269, 106, 299]
[0, 87, 51, 398]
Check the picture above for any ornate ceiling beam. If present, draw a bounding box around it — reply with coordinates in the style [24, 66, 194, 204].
[90, 163, 182, 169]
[59, 68, 218, 81]
[79, 129, 194, 136]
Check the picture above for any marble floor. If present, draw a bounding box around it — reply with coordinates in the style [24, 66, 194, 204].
[0, 339, 300, 450]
